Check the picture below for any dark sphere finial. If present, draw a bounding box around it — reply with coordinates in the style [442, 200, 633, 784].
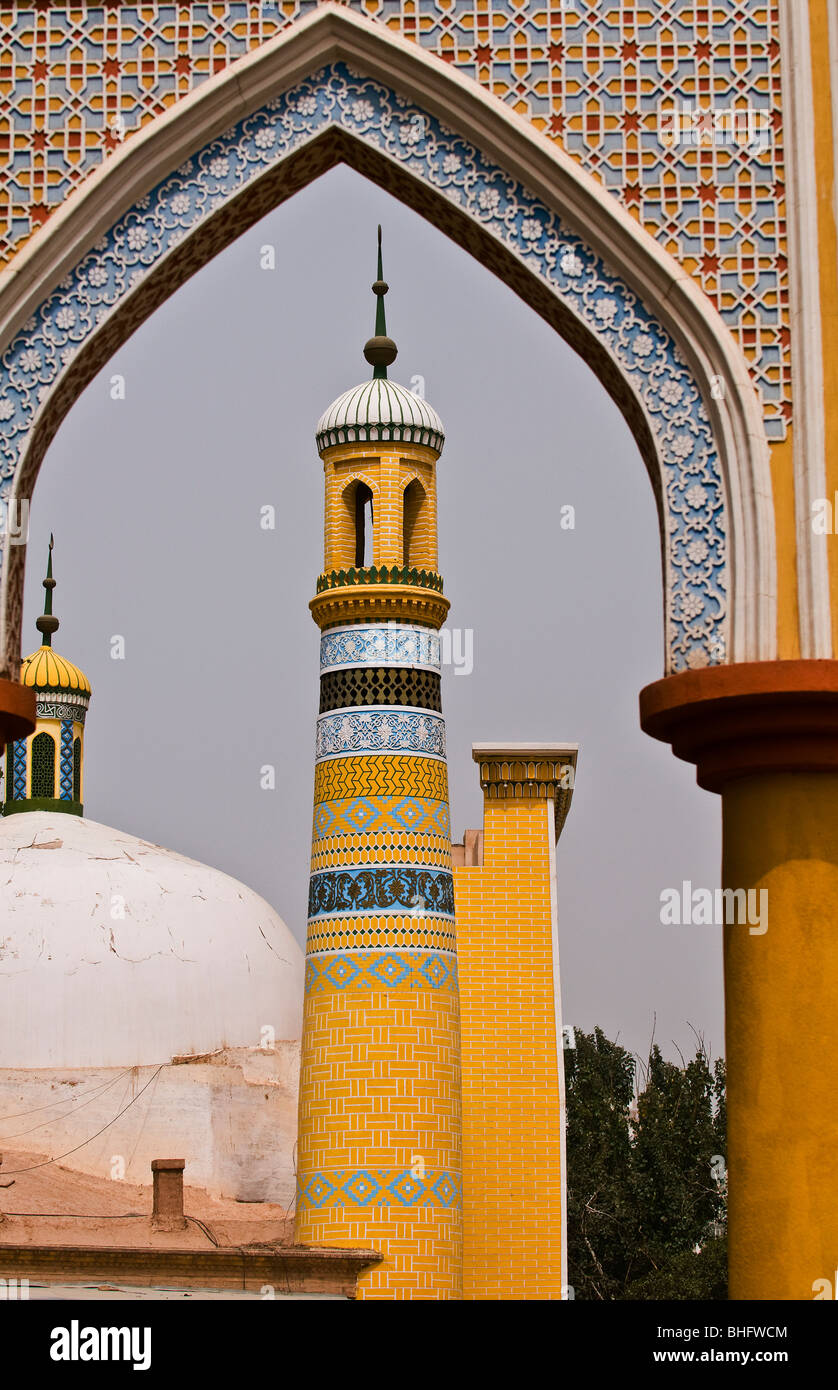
[364, 334, 398, 368]
[366, 225, 397, 379]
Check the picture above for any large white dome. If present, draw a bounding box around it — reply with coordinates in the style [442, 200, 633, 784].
[0, 813, 304, 1068]
[315, 377, 445, 453]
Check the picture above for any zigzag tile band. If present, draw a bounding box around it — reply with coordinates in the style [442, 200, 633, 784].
[320, 623, 441, 674]
[313, 755, 449, 803]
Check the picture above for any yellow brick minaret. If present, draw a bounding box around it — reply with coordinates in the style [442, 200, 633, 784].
[294, 229, 462, 1299]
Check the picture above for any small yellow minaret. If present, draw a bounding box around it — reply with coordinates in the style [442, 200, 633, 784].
[3, 536, 90, 817]
[294, 230, 463, 1299]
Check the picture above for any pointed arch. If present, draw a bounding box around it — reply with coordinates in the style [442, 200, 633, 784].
[403, 477, 428, 569]
[0, 4, 776, 674]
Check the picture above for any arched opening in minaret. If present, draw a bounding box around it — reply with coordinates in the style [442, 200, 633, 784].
[402, 479, 427, 568]
[355, 482, 374, 569]
[31, 731, 55, 799]
[337, 479, 375, 570]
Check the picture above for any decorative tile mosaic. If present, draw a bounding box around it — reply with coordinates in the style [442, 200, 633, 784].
[59, 716, 73, 799]
[308, 864, 455, 918]
[304, 947, 458, 992]
[306, 916, 457, 954]
[313, 793, 450, 839]
[315, 704, 447, 758]
[11, 736, 25, 799]
[320, 623, 441, 673]
[318, 665, 442, 714]
[297, 1165, 462, 1210]
[313, 753, 449, 803]
[310, 833, 452, 870]
[0, 2, 788, 438]
[0, 58, 731, 670]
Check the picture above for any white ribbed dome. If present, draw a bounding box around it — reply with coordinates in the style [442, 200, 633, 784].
[316, 378, 445, 453]
[0, 813, 304, 1068]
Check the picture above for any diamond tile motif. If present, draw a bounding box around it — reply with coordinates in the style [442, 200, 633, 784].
[387, 1171, 428, 1206]
[302, 1173, 335, 1209]
[344, 797, 379, 832]
[420, 954, 451, 989]
[431, 1173, 459, 1208]
[343, 1170, 383, 1207]
[391, 797, 425, 830]
[322, 954, 361, 990]
[368, 953, 412, 987]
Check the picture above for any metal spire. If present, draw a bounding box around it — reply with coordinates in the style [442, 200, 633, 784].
[35, 533, 59, 647]
[363, 225, 398, 380]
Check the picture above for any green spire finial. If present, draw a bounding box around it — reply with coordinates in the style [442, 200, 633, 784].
[35, 533, 59, 647]
[363, 225, 398, 380]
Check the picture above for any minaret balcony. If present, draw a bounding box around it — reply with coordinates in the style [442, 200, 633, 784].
[310, 564, 449, 630]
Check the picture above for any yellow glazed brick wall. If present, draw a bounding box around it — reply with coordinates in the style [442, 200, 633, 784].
[453, 795, 565, 1300]
[324, 456, 379, 571]
[295, 983, 463, 1299]
[321, 443, 439, 573]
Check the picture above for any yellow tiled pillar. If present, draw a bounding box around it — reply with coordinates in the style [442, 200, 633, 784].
[453, 744, 576, 1300]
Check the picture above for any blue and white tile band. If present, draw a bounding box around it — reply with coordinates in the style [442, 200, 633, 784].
[320, 623, 442, 675]
[315, 708, 447, 760]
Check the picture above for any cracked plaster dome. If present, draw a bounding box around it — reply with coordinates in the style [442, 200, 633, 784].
[315, 378, 445, 454]
[0, 812, 304, 1069]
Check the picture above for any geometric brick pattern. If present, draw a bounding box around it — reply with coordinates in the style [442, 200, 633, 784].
[297, 1167, 462, 1210]
[312, 794, 450, 841]
[0, 2, 788, 436]
[305, 915, 457, 957]
[304, 949, 459, 990]
[313, 756, 449, 804]
[295, 979, 462, 1298]
[310, 831, 451, 872]
[318, 666, 442, 714]
[454, 796, 565, 1299]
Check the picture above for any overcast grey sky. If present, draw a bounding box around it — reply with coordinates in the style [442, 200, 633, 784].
[24, 164, 723, 1066]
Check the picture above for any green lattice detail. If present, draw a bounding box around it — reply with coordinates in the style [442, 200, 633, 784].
[316, 565, 444, 593]
[31, 732, 55, 799]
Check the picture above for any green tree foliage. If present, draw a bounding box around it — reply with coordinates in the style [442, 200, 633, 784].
[565, 1027, 726, 1299]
